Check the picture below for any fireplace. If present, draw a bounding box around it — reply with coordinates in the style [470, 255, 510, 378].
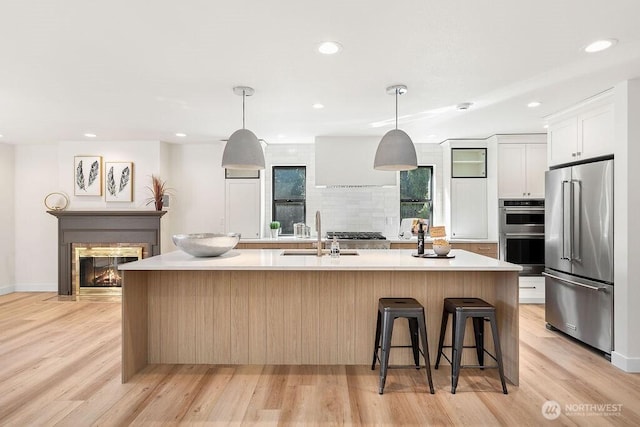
[74, 246, 143, 296]
[48, 210, 166, 295]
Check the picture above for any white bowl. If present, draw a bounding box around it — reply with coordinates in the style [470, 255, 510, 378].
[433, 243, 451, 256]
[172, 233, 240, 257]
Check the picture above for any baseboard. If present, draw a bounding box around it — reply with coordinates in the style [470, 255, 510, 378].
[0, 284, 16, 295]
[14, 282, 57, 292]
[611, 351, 640, 373]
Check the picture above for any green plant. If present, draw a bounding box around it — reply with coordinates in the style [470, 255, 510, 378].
[269, 221, 281, 230]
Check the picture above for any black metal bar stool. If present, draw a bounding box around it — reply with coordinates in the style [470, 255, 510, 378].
[434, 297, 508, 394]
[371, 297, 435, 394]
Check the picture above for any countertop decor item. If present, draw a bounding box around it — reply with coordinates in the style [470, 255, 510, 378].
[373, 85, 417, 171]
[221, 86, 265, 170]
[44, 192, 69, 211]
[172, 233, 240, 257]
[269, 221, 281, 238]
[145, 175, 169, 210]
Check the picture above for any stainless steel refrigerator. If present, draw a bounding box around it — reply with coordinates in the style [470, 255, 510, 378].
[544, 157, 614, 355]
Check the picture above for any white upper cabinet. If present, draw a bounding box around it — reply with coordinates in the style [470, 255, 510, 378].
[498, 141, 547, 198]
[547, 91, 613, 167]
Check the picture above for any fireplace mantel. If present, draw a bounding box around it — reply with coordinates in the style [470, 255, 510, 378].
[48, 210, 166, 295]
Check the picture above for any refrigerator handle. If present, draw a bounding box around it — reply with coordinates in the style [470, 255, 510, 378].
[542, 272, 605, 292]
[572, 179, 581, 262]
[561, 180, 572, 261]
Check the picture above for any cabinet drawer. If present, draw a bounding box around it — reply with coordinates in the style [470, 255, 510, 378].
[452, 243, 498, 258]
[519, 276, 545, 304]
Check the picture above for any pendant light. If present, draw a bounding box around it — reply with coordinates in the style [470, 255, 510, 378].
[373, 84, 418, 171]
[221, 86, 265, 170]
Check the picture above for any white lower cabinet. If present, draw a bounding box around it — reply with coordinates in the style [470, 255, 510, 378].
[450, 178, 488, 239]
[519, 276, 545, 304]
[225, 179, 261, 239]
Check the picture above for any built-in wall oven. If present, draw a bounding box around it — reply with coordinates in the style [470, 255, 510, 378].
[499, 199, 545, 276]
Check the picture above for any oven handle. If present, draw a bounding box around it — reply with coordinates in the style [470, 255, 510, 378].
[502, 207, 545, 212]
[503, 232, 545, 237]
[542, 272, 605, 292]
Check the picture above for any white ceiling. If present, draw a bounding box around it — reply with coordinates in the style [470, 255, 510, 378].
[1, 0, 640, 145]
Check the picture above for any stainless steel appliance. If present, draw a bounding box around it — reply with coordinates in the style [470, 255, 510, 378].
[499, 199, 545, 276]
[326, 231, 391, 249]
[544, 157, 614, 356]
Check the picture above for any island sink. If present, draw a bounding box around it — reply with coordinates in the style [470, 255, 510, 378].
[281, 249, 359, 256]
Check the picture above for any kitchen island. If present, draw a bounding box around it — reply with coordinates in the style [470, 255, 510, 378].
[120, 249, 521, 384]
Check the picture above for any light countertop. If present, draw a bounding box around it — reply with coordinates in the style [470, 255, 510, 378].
[239, 237, 498, 244]
[119, 249, 520, 272]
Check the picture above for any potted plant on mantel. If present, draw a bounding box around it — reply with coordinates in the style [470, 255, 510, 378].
[146, 175, 170, 211]
[269, 221, 281, 239]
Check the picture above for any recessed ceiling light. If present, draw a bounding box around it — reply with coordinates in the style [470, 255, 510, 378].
[84, 133, 97, 138]
[584, 39, 618, 53]
[527, 101, 541, 108]
[312, 103, 325, 109]
[0, 134, 3, 138]
[456, 102, 473, 111]
[543, 124, 549, 129]
[175, 133, 187, 137]
[318, 41, 342, 55]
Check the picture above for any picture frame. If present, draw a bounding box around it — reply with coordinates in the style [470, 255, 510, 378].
[74, 156, 102, 196]
[105, 162, 133, 202]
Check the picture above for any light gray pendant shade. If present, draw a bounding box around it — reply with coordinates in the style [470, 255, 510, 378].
[374, 129, 418, 171]
[222, 86, 265, 170]
[374, 84, 418, 171]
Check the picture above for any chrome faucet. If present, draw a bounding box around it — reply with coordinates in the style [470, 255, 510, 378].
[315, 210, 323, 256]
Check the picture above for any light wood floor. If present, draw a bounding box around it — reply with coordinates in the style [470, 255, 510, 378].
[1, 292, 639, 426]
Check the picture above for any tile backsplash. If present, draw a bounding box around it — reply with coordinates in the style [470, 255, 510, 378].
[264, 142, 443, 237]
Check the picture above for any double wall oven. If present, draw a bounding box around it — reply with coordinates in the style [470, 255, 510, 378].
[499, 199, 545, 276]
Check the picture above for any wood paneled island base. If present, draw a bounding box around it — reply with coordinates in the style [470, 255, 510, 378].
[121, 250, 520, 385]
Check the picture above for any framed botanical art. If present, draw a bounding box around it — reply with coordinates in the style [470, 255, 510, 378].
[105, 162, 133, 202]
[74, 156, 102, 196]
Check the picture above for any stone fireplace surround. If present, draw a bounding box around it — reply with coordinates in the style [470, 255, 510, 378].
[48, 211, 166, 295]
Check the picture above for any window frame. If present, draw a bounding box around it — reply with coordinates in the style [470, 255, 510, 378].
[272, 166, 307, 235]
[400, 165, 434, 227]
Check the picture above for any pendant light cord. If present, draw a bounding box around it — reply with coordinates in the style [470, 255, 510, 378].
[395, 88, 399, 130]
[242, 89, 246, 129]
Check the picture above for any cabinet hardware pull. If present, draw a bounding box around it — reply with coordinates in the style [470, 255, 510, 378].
[519, 286, 537, 289]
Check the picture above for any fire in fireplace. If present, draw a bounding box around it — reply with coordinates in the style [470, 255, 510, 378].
[74, 247, 143, 296]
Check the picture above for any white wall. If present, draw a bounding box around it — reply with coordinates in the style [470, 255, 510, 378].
[264, 142, 443, 237]
[14, 144, 59, 291]
[612, 79, 640, 372]
[165, 142, 227, 250]
[0, 143, 15, 295]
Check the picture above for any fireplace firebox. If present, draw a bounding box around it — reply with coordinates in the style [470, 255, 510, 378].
[74, 247, 143, 295]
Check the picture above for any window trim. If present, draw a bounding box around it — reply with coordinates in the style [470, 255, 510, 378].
[272, 166, 307, 235]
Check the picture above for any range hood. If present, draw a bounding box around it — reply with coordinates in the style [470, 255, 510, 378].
[315, 136, 397, 187]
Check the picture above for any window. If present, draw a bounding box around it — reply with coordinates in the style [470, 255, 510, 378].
[400, 166, 433, 227]
[272, 166, 306, 235]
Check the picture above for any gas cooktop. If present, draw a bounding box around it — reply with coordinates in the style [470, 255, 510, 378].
[326, 231, 387, 240]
